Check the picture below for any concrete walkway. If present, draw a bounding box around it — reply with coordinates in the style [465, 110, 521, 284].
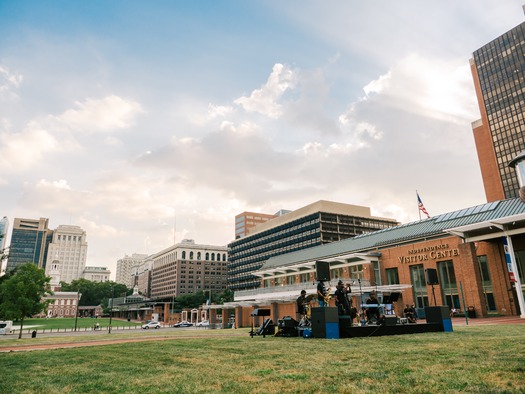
[449, 315, 525, 326]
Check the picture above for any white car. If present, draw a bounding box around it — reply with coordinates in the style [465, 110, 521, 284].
[196, 320, 209, 327]
[142, 321, 161, 329]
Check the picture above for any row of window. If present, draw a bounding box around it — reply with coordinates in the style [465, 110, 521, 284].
[56, 235, 84, 242]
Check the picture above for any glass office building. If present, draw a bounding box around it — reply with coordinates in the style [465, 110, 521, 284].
[471, 17, 525, 201]
[7, 218, 53, 272]
[228, 201, 398, 291]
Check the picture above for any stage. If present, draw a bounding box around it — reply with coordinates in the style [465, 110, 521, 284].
[338, 321, 445, 338]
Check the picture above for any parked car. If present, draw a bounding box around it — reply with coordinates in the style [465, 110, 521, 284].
[174, 321, 193, 328]
[142, 321, 161, 329]
[196, 320, 209, 327]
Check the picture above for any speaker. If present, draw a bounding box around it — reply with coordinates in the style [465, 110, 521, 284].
[251, 309, 271, 317]
[311, 307, 339, 338]
[279, 316, 297, 328]
[425, 268, 439, 285]
[384, 316, 397, 326]
[315, 261, 331, 281]
[389, 292, 400, 302]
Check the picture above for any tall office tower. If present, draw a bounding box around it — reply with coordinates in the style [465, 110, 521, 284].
[116, 253, 148, 288]
[471, 9, 525, 202]
[235, 211, 278, 239]
[45, 225, 88, 284]
[7, 217, 53, 272]
[0, 216, 9, 274]
[228, 200, 399, 291]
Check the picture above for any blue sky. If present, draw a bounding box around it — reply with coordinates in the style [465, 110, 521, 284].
[1, 1, 524, 277]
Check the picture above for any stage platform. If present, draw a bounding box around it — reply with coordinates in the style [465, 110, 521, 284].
[338, 321, 444, 338]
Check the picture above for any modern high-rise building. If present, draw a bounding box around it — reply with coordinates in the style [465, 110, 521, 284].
[471, 8, 525, 202]
[116, 253, 148, 288]
[45, 225, 88, 284]
[228, 200, 399, 291]
[7, 217, 53, 272]
[0, 216, 8, 273]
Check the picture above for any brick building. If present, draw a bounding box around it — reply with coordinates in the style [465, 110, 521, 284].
[221, 199, 525, 328]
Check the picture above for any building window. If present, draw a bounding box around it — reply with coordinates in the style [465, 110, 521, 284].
[299, 273, 309, 283]
[182, 251, 186, 260]
[410, 264, 428, 309]
[190, 251, 194, 260]
[477, 255, 496, 311]
[386, 268, 399, 285]
[206, 252, 209, 260]
[330, 267, 344, 281]
[349, 265, 363, 280]
[437, 260, 460, 309]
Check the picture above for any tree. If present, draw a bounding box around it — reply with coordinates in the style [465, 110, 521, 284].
[60, 279, 130, 308]
[0, 263, 51, 338]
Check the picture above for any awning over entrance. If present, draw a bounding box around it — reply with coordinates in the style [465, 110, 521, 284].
[445, 213, 525, 242]
[446, 213, 525, 319]
[252, 251, 382, 280]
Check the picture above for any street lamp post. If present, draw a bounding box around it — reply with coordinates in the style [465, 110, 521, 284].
[74, 292, 82, 332]
[109, 286, 114, 334]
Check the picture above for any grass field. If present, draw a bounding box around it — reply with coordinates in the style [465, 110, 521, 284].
[0, 324, 524, 393]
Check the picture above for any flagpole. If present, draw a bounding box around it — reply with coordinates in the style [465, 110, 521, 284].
[417, 190, 421, 220]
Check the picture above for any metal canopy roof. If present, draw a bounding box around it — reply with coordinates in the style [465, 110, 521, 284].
[445, 213, 525, 242]
[253, 252, 380, 279]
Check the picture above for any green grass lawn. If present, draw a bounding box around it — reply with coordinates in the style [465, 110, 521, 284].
[13, 317, 142, 333]
[0, 325, 524, 393]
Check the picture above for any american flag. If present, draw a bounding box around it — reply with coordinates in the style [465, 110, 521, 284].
[417, 192, 430, 219]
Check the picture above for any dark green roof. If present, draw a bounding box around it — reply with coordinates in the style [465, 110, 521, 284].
[262, 198, 525, 270]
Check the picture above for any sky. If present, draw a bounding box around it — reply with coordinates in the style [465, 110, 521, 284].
[1, 1, 524, 279]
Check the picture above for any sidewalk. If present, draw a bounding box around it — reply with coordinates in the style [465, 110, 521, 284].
[448, 315, 525, 326]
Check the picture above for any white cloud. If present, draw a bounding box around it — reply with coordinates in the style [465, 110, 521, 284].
[0, 122, 61, 171]
[358, 54, 479, 123]
[0, 65, 23, 101]
[53, 95, 144, 133]
[37, 179, 71, 190]
[208, 104, 233, 118]
[234, 63, 297, 119]
[363, 71, 391, 96]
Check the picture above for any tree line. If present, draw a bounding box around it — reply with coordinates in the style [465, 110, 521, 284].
[0, 261, 235, 338]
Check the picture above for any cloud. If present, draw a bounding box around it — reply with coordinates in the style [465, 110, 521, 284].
[208, 104, 233, 119]
[0, 65, 23, 101]
[0, 122, 61, 171]
[52, 95, 144, 133]
[234, 63, 297, 118]
[356, 54, 478, 124]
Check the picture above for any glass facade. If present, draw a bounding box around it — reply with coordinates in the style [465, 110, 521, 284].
[473, 22, 525, 199]
[7, 224, 53, 271]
